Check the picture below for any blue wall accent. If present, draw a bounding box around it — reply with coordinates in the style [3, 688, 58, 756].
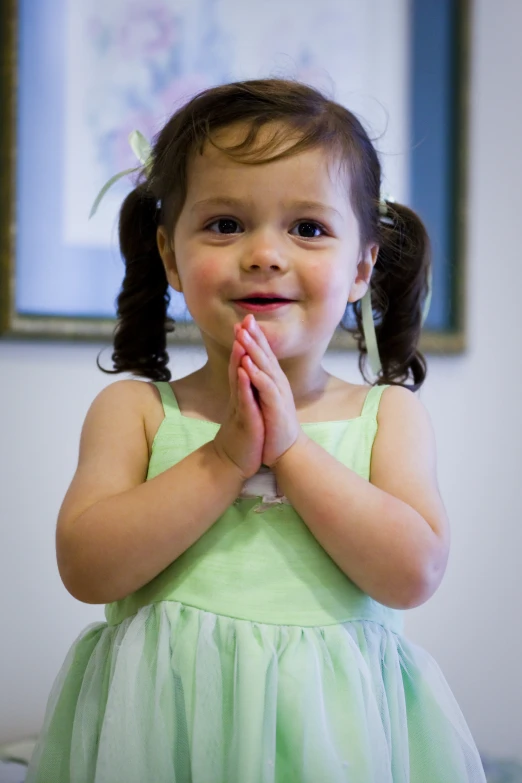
[410, 0, 457, 330]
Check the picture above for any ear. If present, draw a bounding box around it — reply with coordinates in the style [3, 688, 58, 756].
[157, 225, 183, 293]
[347, 242, 379, 303]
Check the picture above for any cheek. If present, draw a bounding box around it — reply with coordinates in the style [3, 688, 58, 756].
[183, 254, 223, 298]
[305, 257, 355, 328]
[305, 257, 350, 300]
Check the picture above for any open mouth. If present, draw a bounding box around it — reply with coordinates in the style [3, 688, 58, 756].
[238, 298, 291, 304]
[234, 298, 293, 311]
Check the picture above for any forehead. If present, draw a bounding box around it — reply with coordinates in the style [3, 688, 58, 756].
[185, 122, 350, 202]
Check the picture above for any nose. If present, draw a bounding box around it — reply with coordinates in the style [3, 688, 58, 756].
[240, 229, 289, 272]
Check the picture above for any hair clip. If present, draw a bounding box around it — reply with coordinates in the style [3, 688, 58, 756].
[379, 192, 395, 225]
[89, 130, 153, 219]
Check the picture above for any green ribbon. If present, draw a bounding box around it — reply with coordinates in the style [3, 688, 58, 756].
[362, 265, 432, 376]
[89, 130, 153, 219]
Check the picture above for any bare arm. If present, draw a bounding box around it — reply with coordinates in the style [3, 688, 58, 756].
[273, 386, 451, 610]
[56, 380, 244, 605]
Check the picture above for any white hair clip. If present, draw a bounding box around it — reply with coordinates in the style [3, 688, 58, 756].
[379, 192, 395, 225]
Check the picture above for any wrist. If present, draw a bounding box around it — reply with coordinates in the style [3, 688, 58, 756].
[208, 439, 248, 486]
[270, 430, 311, 475]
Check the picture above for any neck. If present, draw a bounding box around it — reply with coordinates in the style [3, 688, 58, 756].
[197, 353, 331, 411]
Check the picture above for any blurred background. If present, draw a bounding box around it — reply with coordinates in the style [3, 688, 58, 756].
[0, 0, 521, 779]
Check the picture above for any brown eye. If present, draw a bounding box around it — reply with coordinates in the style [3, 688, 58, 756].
[291, 221, 326, 238]
[206, 218, 241, 234]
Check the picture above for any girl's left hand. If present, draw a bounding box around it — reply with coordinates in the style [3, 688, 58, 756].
[235, 314, 305, 469]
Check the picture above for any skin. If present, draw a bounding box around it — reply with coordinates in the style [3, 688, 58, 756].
[157, 123, 378, 441]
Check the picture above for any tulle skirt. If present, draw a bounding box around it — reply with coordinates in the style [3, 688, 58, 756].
[26, 600, 486, 783]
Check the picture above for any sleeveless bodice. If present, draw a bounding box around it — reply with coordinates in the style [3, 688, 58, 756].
[105, 381, 403, 633]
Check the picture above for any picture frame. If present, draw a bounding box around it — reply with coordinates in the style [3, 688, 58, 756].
[0, 0, 469, 353]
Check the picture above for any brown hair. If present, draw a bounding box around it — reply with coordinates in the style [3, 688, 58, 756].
[100, 78, 431, 389]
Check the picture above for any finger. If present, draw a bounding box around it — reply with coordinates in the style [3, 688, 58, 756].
[241, 354, 265, 394]
[245, 317, 273, 355]
[241, 354, 278, 405]
[229, 339, 246, 400]
[238, 329, 272, 375]
[240, 317, 276, 363]
[240, 357, 265, 405]
[228, 341, 239, 399]
[237, 326, 265, 358]
[237, 365, 258, 414]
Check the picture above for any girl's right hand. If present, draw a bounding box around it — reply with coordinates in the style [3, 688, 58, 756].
[212, 327, 265, 481]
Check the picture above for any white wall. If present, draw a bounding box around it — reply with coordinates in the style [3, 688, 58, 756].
[1, 0, 521, 762]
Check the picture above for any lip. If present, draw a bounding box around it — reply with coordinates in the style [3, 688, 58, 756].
[232, 300, 294, 312]
[235, 292, 294, 299]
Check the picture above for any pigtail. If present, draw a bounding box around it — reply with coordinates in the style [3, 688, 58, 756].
[353, 201, 431, 391]
[98, 186, 174, 380]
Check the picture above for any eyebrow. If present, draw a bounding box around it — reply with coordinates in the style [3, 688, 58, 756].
[190, 196, 343, 220]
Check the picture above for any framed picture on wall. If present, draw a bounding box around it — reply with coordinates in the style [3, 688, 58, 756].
[0, 0, 469, 353]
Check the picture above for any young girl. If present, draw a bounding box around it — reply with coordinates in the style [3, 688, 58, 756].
[27, 79, 486, 782]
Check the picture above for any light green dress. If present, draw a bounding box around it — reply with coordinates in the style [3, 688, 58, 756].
[26, 381, 486, 783]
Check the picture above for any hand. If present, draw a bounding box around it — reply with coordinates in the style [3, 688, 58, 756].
[212, 329, 265, 481]
[236, 314, 304, 469]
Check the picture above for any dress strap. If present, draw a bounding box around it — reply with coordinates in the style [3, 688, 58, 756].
[360, 383, 389, 421]
[151, 381, 181, 420]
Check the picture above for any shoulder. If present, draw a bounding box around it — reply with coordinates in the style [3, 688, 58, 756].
[83, 379, 164, 444]
[91, 376, 166, 435]
[87, 378, 159, 415]
[72, 379, 171, 465]
[377, 384, 432, 428]
[371, 384, 450, 562]
[373, 384, 437, 472]
[328, 379, 421, 421]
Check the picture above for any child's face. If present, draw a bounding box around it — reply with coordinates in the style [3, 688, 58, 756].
[157, 123, 377, 360]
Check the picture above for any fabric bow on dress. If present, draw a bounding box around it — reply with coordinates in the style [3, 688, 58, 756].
[236, 466, 292, 513]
